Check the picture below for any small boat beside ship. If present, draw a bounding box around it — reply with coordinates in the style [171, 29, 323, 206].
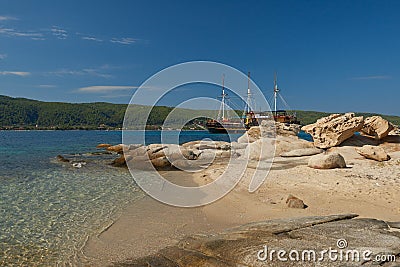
[206, 72, 299, 133]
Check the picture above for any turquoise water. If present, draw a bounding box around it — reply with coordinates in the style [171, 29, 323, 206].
[0, 130, 310, 266]
[0, 130, 240, 266]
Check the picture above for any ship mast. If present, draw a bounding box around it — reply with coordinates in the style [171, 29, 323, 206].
[218, 74, 227, 121]
[245, 72, 252, 113]
[273, 72, 279, 114]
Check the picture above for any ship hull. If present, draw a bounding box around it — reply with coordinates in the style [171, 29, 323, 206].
[206, 120, 246, 134]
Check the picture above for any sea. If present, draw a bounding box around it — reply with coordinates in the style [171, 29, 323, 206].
[0, 130, 311, 266]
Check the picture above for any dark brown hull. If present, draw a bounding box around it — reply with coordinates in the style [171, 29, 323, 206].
[206, 120, 246, 134]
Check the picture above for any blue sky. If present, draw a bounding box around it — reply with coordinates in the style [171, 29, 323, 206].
[0, 0, 399, 115]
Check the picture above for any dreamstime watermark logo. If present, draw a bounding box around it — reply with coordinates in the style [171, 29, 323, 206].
[257, 238, 397, 263]
[122, 61, 276, 207]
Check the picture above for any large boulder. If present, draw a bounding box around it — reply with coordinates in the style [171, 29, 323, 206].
[308, 152, 346, 169]
[302, 113, 364, 149]
[275, 135, 315, 156]
[237, 127, 260, 143]
[238, 121, 300, 144]
[355, 145, 390, 161]
[182, 140, 230, 150]
[274, 122, 301, 136]
[122, 214, 400, 267]
[361, 116, 394, 140]
[244, 137, 275, 160]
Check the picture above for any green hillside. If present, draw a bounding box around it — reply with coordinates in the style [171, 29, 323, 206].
[0, 95, 399, 130]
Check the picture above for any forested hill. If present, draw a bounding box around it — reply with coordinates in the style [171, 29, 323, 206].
[0, 95, 211, 130]
[1, 95, 399, 130]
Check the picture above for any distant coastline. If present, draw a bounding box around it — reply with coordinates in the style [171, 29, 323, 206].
[1, 95, 399, 130]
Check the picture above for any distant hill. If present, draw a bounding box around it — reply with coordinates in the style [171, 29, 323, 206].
[0, 95, 399, 130]
[0, 95, 212, 130]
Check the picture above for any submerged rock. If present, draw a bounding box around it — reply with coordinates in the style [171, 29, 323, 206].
[356, 145, 390, 162]
[56, 155, 70, 162]
[118, 214, 400, 267]
[308, 152, 346, 169]
[302, 113, 364, 149]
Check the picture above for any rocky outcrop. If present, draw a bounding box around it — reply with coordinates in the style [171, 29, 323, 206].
[281, 147, 323, 157]
[361, 116, 394, 140]
[275, 135, 315, 156]
[308, 152, 346, 169]
[389, 125, 400, 135]
[238, 121, 299, 143]
[302, 113, 364, 149]
[355, 145, 390, 162]
[111, 155, 127, 167]
[96, 143, 112, 149]
[106, 144, 127, 154]
[244, 138, 276, 160]
[118, 214, 400, 267]
[274, 122, 301, 136]
[105, 140, 235, 170]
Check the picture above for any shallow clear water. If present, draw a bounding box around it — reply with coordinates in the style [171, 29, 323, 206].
[0, 130, 240, 266]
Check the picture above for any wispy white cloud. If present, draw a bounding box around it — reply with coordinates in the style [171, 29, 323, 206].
[0, 54, 7, 60]
[81, 36, 103, 42]
[78, 85, 137, 93]
[100, 94, 132, 98]
[0, 15, 17, 21]
[48, 67, 112, 78]
[0, 19, 143, 45]
[0, 71, 30, 76]
[350, 75, 391, 80]
[51, 26, 68, 39]
[110, 37, 136, 45]
[0, 27, 43, 38]
[37, 84, 56, 88]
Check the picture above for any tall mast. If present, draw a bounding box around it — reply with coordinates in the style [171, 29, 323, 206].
[245, 72, 252, 113]
[218, 74, 227, 121]
[273, 72, 279, 113]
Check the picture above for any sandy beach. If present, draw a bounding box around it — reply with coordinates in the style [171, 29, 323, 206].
[81, 134, 400, 266]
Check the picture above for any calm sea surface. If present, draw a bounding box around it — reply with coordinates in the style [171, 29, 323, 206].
[0, 130, 244, 266]
[0, 130, 311, 266]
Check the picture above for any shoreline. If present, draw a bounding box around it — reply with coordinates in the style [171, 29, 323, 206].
[81, 115, 400, 266]
[81, 151, 400, 266]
